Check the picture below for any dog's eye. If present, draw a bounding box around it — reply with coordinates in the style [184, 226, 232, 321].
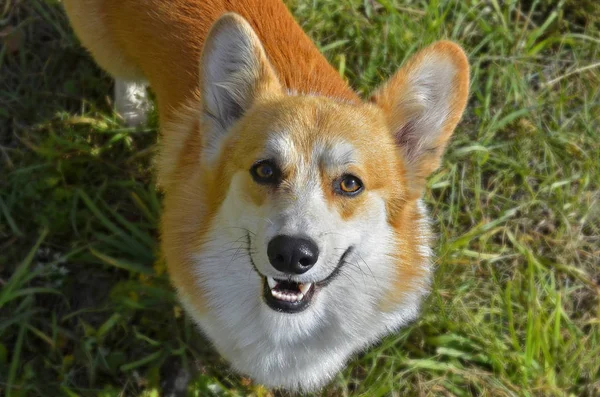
[251, 161, 280, 184]
[336, 175, 363, 196]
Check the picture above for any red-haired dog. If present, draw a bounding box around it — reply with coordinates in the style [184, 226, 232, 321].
[64, 0, 469, 391]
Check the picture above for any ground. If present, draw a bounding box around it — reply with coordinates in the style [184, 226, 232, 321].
[1, 0, 599, 396]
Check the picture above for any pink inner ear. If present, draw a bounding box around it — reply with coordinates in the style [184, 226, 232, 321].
[370, 41, 470, 194]
[394, 119, 421, 159]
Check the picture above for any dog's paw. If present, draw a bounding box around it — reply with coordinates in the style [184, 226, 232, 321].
[114, 79, 152, 127]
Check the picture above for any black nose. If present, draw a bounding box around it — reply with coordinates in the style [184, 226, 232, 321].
[267, 235, 319, 274]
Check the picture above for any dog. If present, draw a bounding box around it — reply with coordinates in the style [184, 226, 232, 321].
[63, 0, 469, 391]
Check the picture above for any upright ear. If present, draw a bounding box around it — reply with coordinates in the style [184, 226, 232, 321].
[371, 41, 469, 197]
[200, 13, 281, 159]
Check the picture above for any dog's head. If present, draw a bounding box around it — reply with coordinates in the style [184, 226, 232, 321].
[159, 13, 468, 389]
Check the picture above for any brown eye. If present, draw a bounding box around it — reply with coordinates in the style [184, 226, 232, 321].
[250, 160, 280, 184]
[336, 175, 363, 196]
[256, 164, 273, 178]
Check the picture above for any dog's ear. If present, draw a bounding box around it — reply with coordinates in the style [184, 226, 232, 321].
[200, 13, 281, 159]
[371, 41, 469, 197]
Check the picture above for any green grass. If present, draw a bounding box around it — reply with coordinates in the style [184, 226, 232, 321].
[1, 0, 599, 395]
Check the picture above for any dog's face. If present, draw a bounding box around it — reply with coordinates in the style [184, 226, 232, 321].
[159, 13, 469, 391]
[205, 97, 411, 336]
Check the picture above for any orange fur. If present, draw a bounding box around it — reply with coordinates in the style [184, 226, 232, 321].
[64, 0, 359, 122]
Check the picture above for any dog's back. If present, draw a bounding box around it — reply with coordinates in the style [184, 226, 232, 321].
[63, 0, 358, 120]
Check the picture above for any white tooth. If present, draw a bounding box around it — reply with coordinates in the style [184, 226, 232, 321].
[299, 283, 312, 295]
[270, 288, 305, 303]
[267, 277, 277, 289]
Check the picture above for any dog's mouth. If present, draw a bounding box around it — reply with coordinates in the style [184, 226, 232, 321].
[262, 277, 316, 313]
[246, 232, 353, 313]
[260, 247, 354, 314]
